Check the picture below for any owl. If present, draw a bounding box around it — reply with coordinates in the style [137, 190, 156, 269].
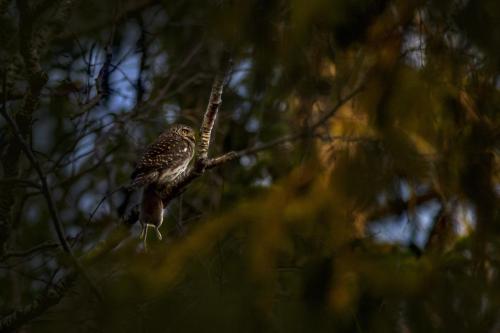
[131, 124, 196, 248]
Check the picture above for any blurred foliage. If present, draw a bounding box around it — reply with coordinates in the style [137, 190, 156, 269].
[0, 0, 499, 332]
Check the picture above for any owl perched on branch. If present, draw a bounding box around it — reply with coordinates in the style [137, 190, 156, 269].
[131, 124, 196, 248]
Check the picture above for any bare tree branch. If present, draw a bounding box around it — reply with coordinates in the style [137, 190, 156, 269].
[0, 178, 40, 189]
[0, 273, 76, 333]
[311, 84, 365, 130]
[0, 106, 102, 301]
[218, 83, 366, 163]
[0, 0, 47, 256]
[197, 55, 233, 161]
[1, 242, 59, 261]
[0, 0, 73, 256]
[54, 0, 155, 42]
[0, 217, 136, 331]
[155, 81, 365, 209]
[0, 111, 67, 254]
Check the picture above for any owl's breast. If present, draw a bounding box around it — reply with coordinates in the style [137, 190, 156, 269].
[157, 159, 191, 185]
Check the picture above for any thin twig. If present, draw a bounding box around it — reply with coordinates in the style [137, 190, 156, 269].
[0, 178, 41, 189]
[0, 105, 102, 301]
[0, 273, 76, 332]
[88, 186, 128, 223]
[311, 84, 365, 130]
[1, 242, 59, 261]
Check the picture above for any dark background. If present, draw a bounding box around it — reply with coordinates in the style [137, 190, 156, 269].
[0, 0, 499, 332]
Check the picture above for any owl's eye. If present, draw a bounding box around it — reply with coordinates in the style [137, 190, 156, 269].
[181, 128, 190, 136]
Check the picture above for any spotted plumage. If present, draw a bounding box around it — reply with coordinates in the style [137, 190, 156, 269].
[131, 125, 196, 187]
[131, 124, 196, 248]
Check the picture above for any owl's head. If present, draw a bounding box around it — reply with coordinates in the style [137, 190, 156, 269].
[171, 124, 196, 144]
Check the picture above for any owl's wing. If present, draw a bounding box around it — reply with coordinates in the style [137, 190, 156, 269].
[131, 134, 191, 187]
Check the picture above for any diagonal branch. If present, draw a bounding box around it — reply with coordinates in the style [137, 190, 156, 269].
[197, 55, 233, 161]
[0, 218, 136, 332]
[1, 242, 59, 260]
[202, 83, 365, 171]
[311, 84, 365, 130]
[0, 273, 76, 332]
[0, 220, 134, 331]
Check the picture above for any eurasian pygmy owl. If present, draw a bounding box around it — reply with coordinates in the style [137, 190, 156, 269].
[131, 124, 196, 247]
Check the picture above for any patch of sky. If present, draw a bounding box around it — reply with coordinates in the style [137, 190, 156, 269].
[253, 169, 272, 187]
[65, 225, 81, 239]
[369, 199, 441, 248]
[229, 59, 252, 98]
[33, 113, 56, 153]
[68, 175, 91, 199]
[149, 41, 169, 74]
[48, 68, 67, 84]
[402, 29, 426, 69]
[79, 192, 100, 216]
[108, 48, 141, 112]
[69, 39, 99, 91]
[25, 205, 40, 225]
[58, 23, 144, 114]
[398, 180, 411, 201]
[81, 179, 119, 219]
[412, 200, 441, 247]
[245, 116, 260, 132]
[240, 155, 257, 169]
[105, 20, 180, 112]
[66, 132, 97, 172]
[232, 101, 252, 121]
[163, 103, 181, 123]
[253, 174, 273, 187]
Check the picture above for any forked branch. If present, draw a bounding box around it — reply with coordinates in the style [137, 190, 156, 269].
[155, 80, 364, 209]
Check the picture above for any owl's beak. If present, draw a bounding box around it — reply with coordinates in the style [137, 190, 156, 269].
[189, 133, 196, 143]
